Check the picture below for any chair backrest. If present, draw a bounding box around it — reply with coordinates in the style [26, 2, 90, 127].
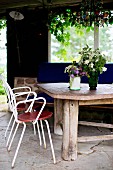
[0, 74, 47, 125]
[1, 79, 18, 121]
[4, 82, 39, 122]
[0, 74, 43, 122]
[0, 75, 14, 112]
[12, 86, 31, 100]
[0, 75, 35, 111]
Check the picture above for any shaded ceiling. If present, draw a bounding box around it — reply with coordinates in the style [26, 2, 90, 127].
[0, 0, 113, 15]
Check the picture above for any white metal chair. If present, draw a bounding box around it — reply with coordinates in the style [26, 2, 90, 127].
[0, 75, 42, 145]
[0, 75, 39, 138]
[5, 87, 33, 138]
[4, 84, 42, 145]
[2, 79, 56, 168]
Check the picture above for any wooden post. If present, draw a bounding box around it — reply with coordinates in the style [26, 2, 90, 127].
[94, 25, 99, 50]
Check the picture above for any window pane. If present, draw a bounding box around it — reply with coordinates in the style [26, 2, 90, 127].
[51, 26, 94, 62]
[99, 25, 113, 62]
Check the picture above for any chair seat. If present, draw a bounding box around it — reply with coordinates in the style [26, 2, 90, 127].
[18, 111, 53, 122]
[17, 103, 40, 111]
[17, 103, 27, 111]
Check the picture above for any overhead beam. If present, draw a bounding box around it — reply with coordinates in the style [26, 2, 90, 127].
[0, 0, 113, 15]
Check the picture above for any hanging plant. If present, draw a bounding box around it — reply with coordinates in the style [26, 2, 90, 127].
[48, 1, 113, 43]
[48, 8, 82, 43]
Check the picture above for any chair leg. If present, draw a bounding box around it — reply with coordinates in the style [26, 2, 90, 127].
[8, 123, 19, 151]
[5, 114, 14, 139]
[33, 124, 36, 135]
[11, 122, 26, 168]
[40, 120, 46, 148]
[44, 120, 56, 164]
[36, 122, 42, 146]
[6, 120, 16, 147]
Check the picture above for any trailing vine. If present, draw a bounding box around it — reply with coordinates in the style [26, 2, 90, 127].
[48, 8, 82, 43]
[48, 3, 113, 43]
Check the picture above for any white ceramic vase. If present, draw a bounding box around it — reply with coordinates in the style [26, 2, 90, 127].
[70, 77, 81, 90]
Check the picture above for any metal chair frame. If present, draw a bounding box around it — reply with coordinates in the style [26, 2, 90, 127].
[0, 76, 56, 168]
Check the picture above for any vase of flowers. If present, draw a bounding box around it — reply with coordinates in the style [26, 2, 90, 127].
[78, 45, 107, 90]
[64, 61, 86, 90]
[69, 76, 81, 90]
[88, 71, 99, 90]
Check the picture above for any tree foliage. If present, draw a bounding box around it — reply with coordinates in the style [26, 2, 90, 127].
[51, 26, 94, 62]
[51, 25, 113, 63]
[0, 20, 6, 30]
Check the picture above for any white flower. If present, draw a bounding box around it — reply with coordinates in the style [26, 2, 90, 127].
[89, 55, 92, 60]
[93, 68, 96, 71]
[102, 67, 107, 72]
[61, 19, 65, 23]
[57, 17, 60, 21]
[78, 45, 107, 75]
[90, 63, 94, 68]
[85, 60, 89, 64]
[64, 65, 72, 73]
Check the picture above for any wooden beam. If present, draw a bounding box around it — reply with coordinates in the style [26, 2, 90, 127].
[78, 134, 113, 142]
[78, 121, 113, 129]
[79, 99, 113, 106]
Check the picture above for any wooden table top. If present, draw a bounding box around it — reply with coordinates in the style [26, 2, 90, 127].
[37, 83, 113, 101]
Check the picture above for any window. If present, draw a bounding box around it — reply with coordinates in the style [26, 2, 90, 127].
[99, 25, 113, 62]
[51, 25, 113, 63]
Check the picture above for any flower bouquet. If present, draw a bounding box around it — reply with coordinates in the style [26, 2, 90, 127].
[64, 61, 86, 90]
[78, 45, 107, 89]
[64, 61, 86, 78]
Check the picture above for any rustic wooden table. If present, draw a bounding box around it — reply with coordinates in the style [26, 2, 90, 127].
[37, 83, 113, 161]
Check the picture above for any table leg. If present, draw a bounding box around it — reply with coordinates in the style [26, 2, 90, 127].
[54, 99, 63, 135]
[62, 100, 79, 160]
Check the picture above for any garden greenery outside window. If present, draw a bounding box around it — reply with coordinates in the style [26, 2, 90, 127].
[51, 24, 113, 63]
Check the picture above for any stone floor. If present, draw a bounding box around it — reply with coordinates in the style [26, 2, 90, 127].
[0, 109, 113, 170]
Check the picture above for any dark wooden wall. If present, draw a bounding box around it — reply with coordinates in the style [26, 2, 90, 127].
[6, 8, 48, 88]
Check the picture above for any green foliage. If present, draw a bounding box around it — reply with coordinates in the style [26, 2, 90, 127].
[51, 26, 94, 62]
[48, 8, 85, 43]
[0, 83, 5, 95]
[51, 24, 113, 63]
[0, 20, 6, 30]
[48, 6, 112, 43]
